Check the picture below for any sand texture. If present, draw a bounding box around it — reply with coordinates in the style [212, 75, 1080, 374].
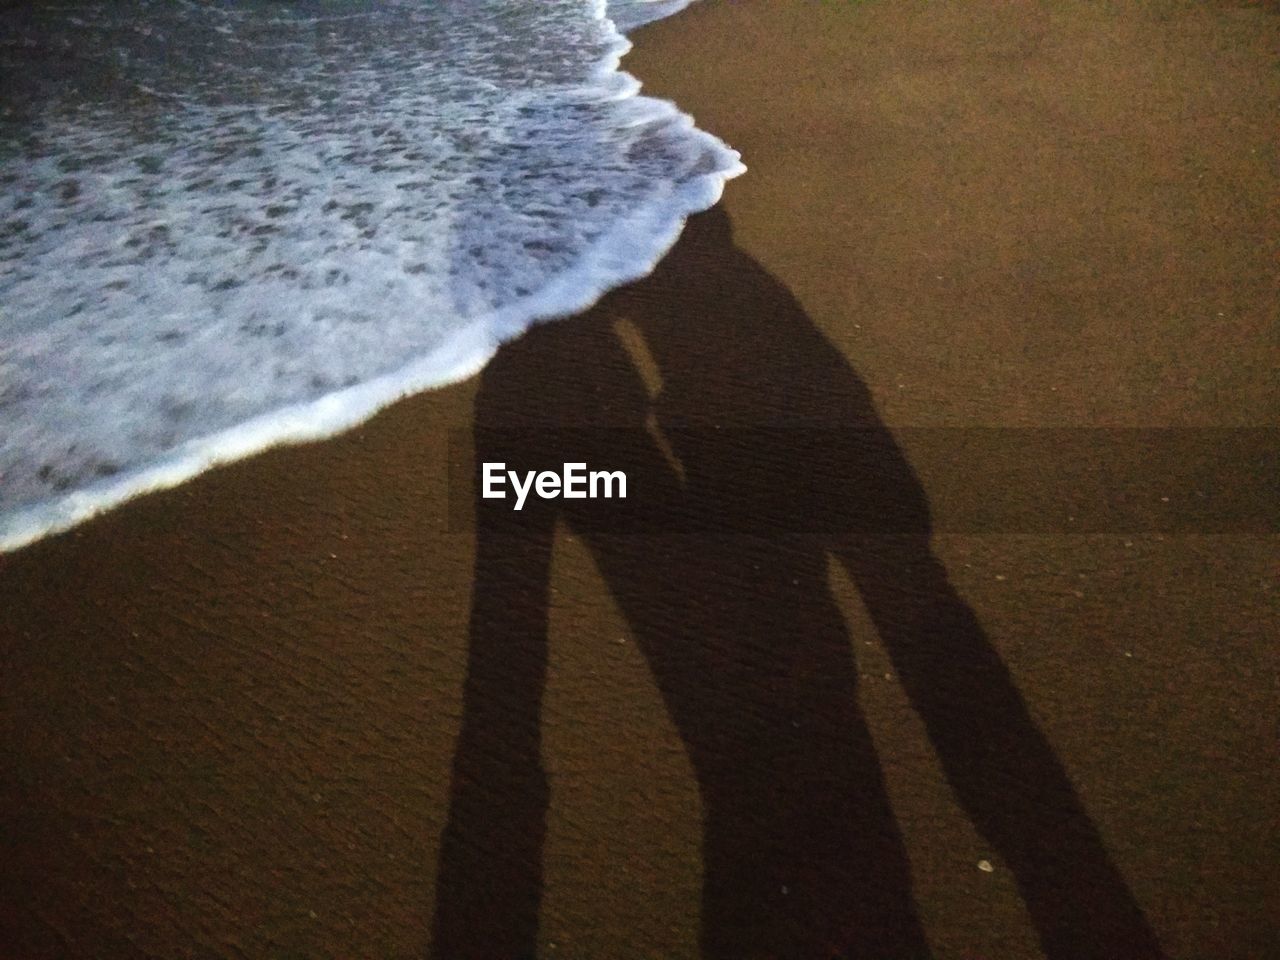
[2, 1, 1277, 957]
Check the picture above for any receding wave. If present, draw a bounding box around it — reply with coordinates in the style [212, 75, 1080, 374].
[0, 0, 743, 552]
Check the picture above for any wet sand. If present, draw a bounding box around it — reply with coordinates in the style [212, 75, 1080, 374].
[2, 1, 1277, 957]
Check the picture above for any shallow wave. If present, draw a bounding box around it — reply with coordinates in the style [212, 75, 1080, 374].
[0, 0, 742, 552]
[607, 0, 702, 32]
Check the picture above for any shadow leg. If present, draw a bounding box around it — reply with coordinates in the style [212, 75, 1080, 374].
[581, 534, 932, 960]
[430, 507, 556, 960]
[837, 537, 1164, 959]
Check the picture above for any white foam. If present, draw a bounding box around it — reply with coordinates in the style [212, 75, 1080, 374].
[0, 0, 741, 553]
[608, 0, 703, 33]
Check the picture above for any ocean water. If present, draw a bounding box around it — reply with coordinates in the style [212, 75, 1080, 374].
[0, 0, 742, 552]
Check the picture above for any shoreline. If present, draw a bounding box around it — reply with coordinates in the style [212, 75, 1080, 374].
[3, 1, 1277, 957]
[0, 0, 741, 556]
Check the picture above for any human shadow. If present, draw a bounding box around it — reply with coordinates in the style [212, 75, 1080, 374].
[430, 208, 1164, 959]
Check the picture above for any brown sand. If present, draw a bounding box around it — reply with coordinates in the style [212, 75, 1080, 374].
[2, 1, 1276, 957]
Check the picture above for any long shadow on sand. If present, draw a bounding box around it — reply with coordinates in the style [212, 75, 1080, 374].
[430, 208, 1163, 960]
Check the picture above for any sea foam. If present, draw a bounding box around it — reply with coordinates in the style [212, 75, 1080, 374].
[0, 0, 742, 552]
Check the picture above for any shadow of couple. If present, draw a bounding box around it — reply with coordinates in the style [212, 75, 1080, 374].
[430, 208, 1163, 960]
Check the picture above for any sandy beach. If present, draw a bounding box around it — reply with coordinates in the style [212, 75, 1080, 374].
[2, 1, 1277, 957]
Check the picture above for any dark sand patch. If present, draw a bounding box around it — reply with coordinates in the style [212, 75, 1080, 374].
[2, 1, 1277, 957]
